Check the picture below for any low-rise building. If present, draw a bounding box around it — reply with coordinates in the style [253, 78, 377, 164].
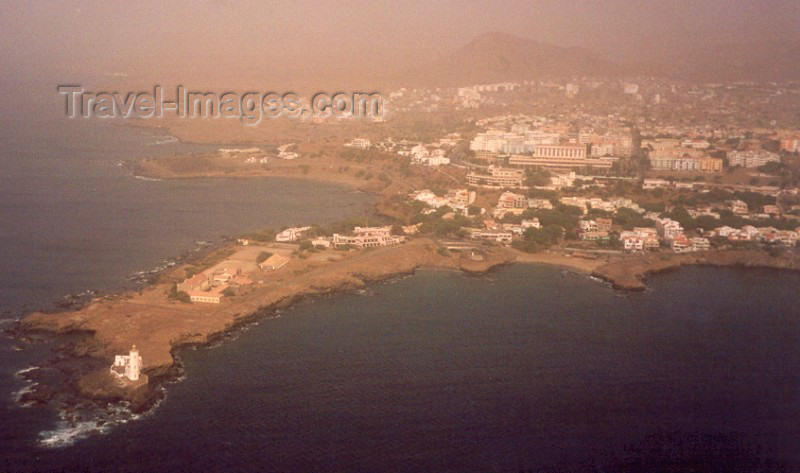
[580, 231, 609, 241]
[727, 200, 749, 215]
[671, 235, 691, 253]
[469, 229, 513, 244]
[346, 138, 371, 149]
[596, 218, 612, 233]
[259, 253, 290, 270]
[447, 189, 476, 206]
[643, 178, 670, 189]
[187, 290, 224, 304]
[521, 218, 541, 229]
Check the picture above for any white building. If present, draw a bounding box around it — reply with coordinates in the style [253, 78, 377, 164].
[728, 150, 780, 168]
[521, 218, 541, 229]
[347, 138, 371, 149]
[110, 345, 143, 382]
[656, 218, 684, 240]
[332, 226, 404, 248]
[276, 226, 311, 242]
[690, 237, 710, 252]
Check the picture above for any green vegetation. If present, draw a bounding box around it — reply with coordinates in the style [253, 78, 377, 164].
[467, 205, 482, 216]
[671, 189, 775, 209]
[524, 169, 551, 187]
[521, 204, 581, 239]
[512, 224, 564, 252]
[410, 206, 471, 238]
[256, 251, 274, 264]
[665, 205, 797, 231]
[312, 216, 389, 236]
[168, 283, 191, 303]
[240, 229, 276, 243]
[613, 208, 655, 230]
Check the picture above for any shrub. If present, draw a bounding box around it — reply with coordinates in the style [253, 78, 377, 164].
[256, 251, 273, 264]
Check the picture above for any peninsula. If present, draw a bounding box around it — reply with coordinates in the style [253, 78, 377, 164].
[18, 75, 800, 419]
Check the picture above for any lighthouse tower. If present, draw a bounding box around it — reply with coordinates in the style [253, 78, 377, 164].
[125, 345, 143, 381]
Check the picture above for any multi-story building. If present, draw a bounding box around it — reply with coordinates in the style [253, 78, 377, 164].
[690, 237, 710, 252]
[650, 154, 719, 172]
[447, 189, 476, 206]
[497, 191, 528, 209]
[728, 150, 780, 168]
[332, 227, 404, 248]
[656, 218, 684, 240]
[728, 200, 749, 215]
[528, 198, 554, 210]
[469, 229, 513, 244]
[276, 226, 312, 242]
[595, 218, 613, 233]
[466, 166, 524, 188]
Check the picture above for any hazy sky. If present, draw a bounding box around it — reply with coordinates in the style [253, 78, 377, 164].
[1, 0, 798, 85]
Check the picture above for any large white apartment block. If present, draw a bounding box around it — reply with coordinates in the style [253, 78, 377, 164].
[728, 150, 780, 168]
[276, 226, 312, 242]
[466, 166, 524, 188]
[656, 218, 684, 240]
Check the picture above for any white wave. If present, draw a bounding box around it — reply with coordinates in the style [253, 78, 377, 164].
[147, 135, 179, 146]
[13, 382, 37, 405]
[38, 404, 142, 448]
[15, 366, 40, 377]
[38, 419, 106, 448]
[133, 175, 163, 182]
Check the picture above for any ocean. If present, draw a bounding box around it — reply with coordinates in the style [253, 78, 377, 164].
[2, 108, 800, 472]
[3, 265, 800, 472]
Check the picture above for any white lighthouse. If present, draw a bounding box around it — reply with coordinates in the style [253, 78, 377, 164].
[125, 345, 142, 381]
[110, 345, 143, 382]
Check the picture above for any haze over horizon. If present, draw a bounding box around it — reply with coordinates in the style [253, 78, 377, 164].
[2, 0, 799, 90]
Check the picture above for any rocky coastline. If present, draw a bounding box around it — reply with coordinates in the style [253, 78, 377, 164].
[591, 248, 800, 291]
[18, 239, 516, 411]
[13, 241, 800, 437]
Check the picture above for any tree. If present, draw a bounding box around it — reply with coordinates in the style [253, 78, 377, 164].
[256, 251, 273, 264]
[168, 284, 191, 303]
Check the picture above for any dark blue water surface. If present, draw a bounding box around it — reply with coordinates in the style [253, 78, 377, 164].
[2, 102, 800, 472]
[4, 265, 800, 472]
[0, 117, 371, 316]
